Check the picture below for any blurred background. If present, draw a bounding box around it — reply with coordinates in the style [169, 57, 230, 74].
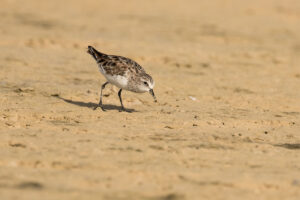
[1, 0, 300, 200]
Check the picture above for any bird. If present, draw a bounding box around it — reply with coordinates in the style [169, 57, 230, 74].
[87, 46, 156, 111]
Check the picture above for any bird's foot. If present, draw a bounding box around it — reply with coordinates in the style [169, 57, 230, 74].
[119, 107, 132, 113]
[119, 107, 125, 112]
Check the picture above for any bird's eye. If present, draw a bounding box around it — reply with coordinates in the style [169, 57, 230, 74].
[143, 81, 148, 86]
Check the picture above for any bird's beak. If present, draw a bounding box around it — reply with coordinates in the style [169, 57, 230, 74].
[149, 89, 157, 102]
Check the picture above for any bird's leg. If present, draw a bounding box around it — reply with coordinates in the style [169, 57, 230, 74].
[118, 89, 125, 111]
[94, 81, 109, 110]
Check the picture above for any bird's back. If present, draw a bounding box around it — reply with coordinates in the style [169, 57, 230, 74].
[87, 46, 145, 77]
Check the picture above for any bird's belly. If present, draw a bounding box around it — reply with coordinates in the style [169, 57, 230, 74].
[104, 74, 129, 89]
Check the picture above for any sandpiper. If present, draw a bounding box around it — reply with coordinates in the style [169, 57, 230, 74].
[87, 46, 156, 111]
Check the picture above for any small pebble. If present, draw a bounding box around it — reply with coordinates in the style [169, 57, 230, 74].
[189, 96, 197, 101]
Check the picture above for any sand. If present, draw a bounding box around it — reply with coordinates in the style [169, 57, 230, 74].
[1, 0, 300, 199]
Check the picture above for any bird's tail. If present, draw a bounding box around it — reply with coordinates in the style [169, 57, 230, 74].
[87, 46, 106, 61]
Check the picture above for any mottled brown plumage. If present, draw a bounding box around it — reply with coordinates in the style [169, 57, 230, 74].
[87, 47, 145, 76]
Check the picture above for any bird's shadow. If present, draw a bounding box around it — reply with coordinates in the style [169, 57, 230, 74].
[52, 94, 136, 113]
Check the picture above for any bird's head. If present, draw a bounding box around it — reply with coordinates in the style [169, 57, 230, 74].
[136, 73, 157, 102]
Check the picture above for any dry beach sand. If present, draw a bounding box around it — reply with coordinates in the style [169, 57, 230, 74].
[1, 0, 300, 199]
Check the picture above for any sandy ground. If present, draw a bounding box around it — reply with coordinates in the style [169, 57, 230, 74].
[1, 0, 300, 199]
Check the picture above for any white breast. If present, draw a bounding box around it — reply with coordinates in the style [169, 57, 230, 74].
[104, 74, 129, 89]
[96, 65, 128, 89]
